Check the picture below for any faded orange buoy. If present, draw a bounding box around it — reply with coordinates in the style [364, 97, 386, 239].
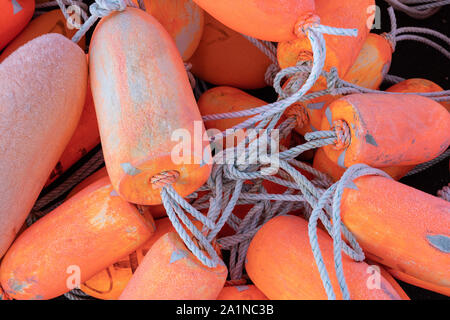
[192, 0, 315, 42]
[0, 9, 86, 62]
[81, 217, 174, 300]
[119, 232, 227, 300]
[0, 0, 34, 50]
[0, 176, 156, 300]
[277, 0, 374, 76]
[386, 78, 450, 112]
[343, 33, 393, 90]
[246, 215, 401, 300]
[217, 285, 268, 300]
[341, 175, 450, 287]
[144, 0, 204, 61]
[90, 8, 211, 205]
[45, 81, 100, 188]
[320, 93, 450, 168]
[189, 13, 272, 89]
[0, 34, 87, 258]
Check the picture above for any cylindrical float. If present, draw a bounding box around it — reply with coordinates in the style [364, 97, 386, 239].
[89, 8, 211, 205]
[217, 284, 268, 300]
[81, 217, 174, 300]
[0, 9, 86, 62]
[144, 0, 204, 61]
[192, 0, 315, 42]
[0, 34, 87, 258]
[320, 93, 450, 168]
[341, 175, 450, 287]
[0, 0, 34, 50]
[119, 232, 228, 300]
[0, 176, 156, 300]
[246, 215, 401, 300]
[189, 13, 272, 89]
[343, 33, 393, 90]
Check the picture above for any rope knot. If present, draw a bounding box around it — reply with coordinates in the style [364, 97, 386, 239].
[90, 0, 127, 18]
[326, 67, 342, 95]
[294, 13, 321, 37]
[264, 63, 281, 87]
[331, 120, 351, 150]
[151, 170, 180, 189]
[438, 184, 450, 202]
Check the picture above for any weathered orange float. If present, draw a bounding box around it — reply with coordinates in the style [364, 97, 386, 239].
[246, 215, 401, 300]
[0, 34, 87, 258]
[81, 217, 174, 300]
[0, 9, 86, 62]
[320, 93, 450, 168]
[192, 0, 315, 42]
[0, 176, 156, 300]
[89, 8, 211, 205]
[0, 0, 34, 49]
[45, 81, 100, 187]
[340, 175, 450, 287]
[386, 78, 450, 112]
[189, 13, 272, 89]
[119, 232, 227, 300]
[217, 284, 268, 300]
[343, 33, 393, 90]
[143, 0, 204, 61]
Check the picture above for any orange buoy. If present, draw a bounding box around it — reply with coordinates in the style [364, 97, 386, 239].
[217, 285, 268, 300]
[387, 267, 450, 297]
[144, 0, 204, 61]
[320, 93, 450, 168]
[0, 9, 86, 62]
[343, 33, 393, 90]
[313, 147, 413, 182]
[45, 81, 100, 188]
[192, 0, 315, 42]
[119, 232, 227, 300]
[277, 0, 374, 76]
[386, 78, 450, 112]
[340, 175, 450, 287]
[246, 215, 401, 300]
[189, 13, 272, 89]
[0, 34, 87, 258]
[0, 0, 34, 50]
[81, 217, 174, 300]
[89, 8, 211, 205]
[0, 176, 156, 300]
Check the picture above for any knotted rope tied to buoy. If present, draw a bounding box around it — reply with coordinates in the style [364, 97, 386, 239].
[384, 0, 449, 19]
[34, 0, 89, 21]
[438, 184, 450, 201]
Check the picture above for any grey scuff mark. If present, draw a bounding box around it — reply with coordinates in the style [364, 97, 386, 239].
[110, 189, 119, 197]
[325, 107, 333, 127]
[337, 149, 347, 168]
[310, 124, 318, 132]
[169, 248, 188, 264]
[12, 0, 23, 14]
[427, 234, 450, 253]
[120, 162, 142, 176]
[236, 285, 249, 292]
[365, 134, 378, 147]
[307, 102, 326, 110]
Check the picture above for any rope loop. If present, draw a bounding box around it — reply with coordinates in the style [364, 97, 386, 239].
[331, 120, 351, 150]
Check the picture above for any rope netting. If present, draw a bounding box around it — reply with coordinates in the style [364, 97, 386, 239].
[25, 0, 450, 300]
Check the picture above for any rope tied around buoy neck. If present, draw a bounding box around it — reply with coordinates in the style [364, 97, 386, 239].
[438, 184, 450, 202]
[331, 120, 351, 150]
[150, 170, 180, 189]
